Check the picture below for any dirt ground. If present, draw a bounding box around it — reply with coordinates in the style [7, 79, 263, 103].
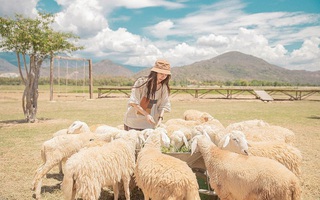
[0, 90, 319, 200]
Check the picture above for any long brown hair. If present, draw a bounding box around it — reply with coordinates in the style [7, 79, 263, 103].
[134, 71, 171, 100]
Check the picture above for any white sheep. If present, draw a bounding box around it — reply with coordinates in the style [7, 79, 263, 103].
[135, 128, 201, 200]
[93, 124, 122, 135]
[225, 119, 269, 131]
[164, 118, 201, 127]
[31, 131, 119, 199]
[183, 109, 215, 122]
[220, 133, 302, 177]
[191, 134, 301, 200]
[52, 120, 90, 137]
[226, 119, 295, 144]
[61, 130, 140, 200]
[192, 124, 227, 145]
[169, 130, 189, 151]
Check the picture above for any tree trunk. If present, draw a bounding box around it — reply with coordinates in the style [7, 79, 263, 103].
[22, 55, 42, 123]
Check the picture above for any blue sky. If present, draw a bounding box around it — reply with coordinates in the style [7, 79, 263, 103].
[0, 0, 319, 71]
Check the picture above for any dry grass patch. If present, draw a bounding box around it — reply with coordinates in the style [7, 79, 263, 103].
[0, 91, 319, 200]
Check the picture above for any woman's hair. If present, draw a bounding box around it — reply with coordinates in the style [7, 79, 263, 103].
[134, 71, 171, 99]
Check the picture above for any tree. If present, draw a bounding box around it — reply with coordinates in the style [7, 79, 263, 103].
[0, 13, 83, 122]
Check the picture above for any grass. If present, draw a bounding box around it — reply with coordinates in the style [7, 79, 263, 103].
[0, 86, 319, 200]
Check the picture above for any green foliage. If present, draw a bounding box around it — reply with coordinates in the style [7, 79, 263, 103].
[0, 13, 83, 58]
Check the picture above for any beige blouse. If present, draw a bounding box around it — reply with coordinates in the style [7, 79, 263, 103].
[124, 77, 171, 129]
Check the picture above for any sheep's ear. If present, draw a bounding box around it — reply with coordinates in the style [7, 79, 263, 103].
[222, 135, 230, 148]
[138, 132, 146, 143]
[161, 132, 170, 147]
[203, 130, 211, 140]
[182, 135, 189, 148]
[191, 138, 198, 155]
[247, 141, 252, 147]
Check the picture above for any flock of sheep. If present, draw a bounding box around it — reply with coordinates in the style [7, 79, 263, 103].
[31, 109, 302, 200]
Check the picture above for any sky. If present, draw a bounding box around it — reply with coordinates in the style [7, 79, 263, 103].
[0, 0, 319, 71]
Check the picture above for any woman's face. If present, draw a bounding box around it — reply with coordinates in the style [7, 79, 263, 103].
[157, 73, 168, 84]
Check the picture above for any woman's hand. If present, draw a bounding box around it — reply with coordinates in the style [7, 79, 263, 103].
[146, 114, 156, 125]
[155, 117, 162, 128]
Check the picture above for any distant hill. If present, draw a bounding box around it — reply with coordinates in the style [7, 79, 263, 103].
[135, 51, 320, 85]
[92, 59, 134, 77]
[1, 52, 319, 85]
[0, 58, 19, 78]
[0, 58, 18, 73]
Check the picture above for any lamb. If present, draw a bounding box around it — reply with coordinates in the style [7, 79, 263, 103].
[225, 119, 269, 131]
[93, 124, 122, 135]
[183, 109, 215, 122]
[169, 130, 189, 151]
[220, 133, 302, 177]
[31, 131, 119, 199]
[134, 128, 201, 200]
[199, 125, 302, 177]
[190, 134, 301, 200]
[61, 130, 140, 200]
[164, 118, 201, 127]
[52, 120, 90, 137]
[226, 119, 295, 144]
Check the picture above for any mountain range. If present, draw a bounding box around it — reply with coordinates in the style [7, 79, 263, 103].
[1, 51, 319, 85]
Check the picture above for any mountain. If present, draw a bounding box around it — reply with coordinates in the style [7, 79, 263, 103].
[0, 58, 19, 78]
[135, 51, 320, 85]
[0, 58, 18, 73]
[1, 52, 319, 85]
[37, 59, 135, 78]
[92, 59, 134, 77]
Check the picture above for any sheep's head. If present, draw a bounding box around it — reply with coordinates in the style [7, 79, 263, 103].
[219, 130, 249, 155]
[67, 120, 90, 134]
[190, 131, 211, 155]
[156, 127, 170, 148]
[170, 130, 189, 151]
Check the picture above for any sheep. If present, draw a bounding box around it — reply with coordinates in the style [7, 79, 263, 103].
[183, 109, 215, 122]
[52, 128, 68, 137]
[226, 119, 295, 144]
[225, 119, 269, 131]
[61, 130, 140, 200]
[164, 118, 201, 128]
[65, 120, 91, 134]
[190, 134, 301, 200]
[169, 130, 189, 151]
[217, 130, 249, 155]
[52, 120, 90, 137]
[198, 125, 302, 177]
[140, 127, 171, 148]
[220, 132, 302, 177]
[94, 124, 122, 135]
[135, 128, 201, 200]
[31, 131, 119, 200]
[192, 124, 227, 145]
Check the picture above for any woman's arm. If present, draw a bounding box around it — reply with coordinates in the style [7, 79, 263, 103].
[130, 103, 156, 125]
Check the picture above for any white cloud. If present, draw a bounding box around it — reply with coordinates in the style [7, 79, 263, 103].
[0, 0, 38, 17]
[54, 0, 107, 38]
[288, 37, 320, 71]
[147, 20, 175, 39]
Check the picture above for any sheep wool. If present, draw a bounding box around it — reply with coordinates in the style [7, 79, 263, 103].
[183, 109, 214, 122]
[135, 129, 201, 200]
[62, 132, 137, 200]
[191, 135, 301, 200]
[32, 132, 112, 199]
[248, 141, 302, 177]
[217, 130, 302, 177]
[226, 120, 295, 144]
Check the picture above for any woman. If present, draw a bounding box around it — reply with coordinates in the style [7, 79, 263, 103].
[124, 59, 171, 131]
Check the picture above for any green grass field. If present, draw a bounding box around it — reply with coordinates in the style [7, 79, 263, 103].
[0, 85, 319, 200]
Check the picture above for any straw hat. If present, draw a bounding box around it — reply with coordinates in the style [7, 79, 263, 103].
[151, 59, 171, 75]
